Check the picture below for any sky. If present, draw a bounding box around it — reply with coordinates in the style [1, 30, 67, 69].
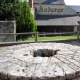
[64, 0, 80, 6]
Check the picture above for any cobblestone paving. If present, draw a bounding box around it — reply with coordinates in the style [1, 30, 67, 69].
[0, 42, 80, 80]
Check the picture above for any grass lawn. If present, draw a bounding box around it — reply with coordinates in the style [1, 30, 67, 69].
[18, 35, 77, 41]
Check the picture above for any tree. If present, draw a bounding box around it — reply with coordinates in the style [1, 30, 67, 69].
[0, 0, 19, 20]
[0, 0, 37, 37]
[16, 0, 37, 33]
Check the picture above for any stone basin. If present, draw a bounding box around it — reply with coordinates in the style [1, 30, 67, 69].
[0, 42, 80, 80]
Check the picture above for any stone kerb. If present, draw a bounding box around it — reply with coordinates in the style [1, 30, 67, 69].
[0, 21, 16, 42]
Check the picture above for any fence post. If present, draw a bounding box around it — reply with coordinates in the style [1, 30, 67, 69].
[35, 31, 38, 42]
[77, 26, 79, 42]
[77, 21, 80, 42]
[14, 21, 16, 42]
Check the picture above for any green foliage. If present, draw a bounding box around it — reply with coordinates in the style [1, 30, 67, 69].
[0, 0, 19, 20]
[25, 35, 77, 41]
[0, 0, 37, 39]
[16, 0, 37, 33]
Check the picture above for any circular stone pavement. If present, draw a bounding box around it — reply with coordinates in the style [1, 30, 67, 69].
[0, 42, 80, 80]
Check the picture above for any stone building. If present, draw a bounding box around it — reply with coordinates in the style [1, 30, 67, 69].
[29, 0, 80, 32]
[69, 6, 80, 16]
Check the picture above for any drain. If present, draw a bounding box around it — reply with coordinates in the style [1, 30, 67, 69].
[34, 49, 59, 57]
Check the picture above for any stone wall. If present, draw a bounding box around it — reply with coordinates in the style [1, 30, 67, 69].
[0, 21, 16, 42]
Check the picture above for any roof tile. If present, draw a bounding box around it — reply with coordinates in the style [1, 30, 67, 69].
[34, 0, 65, 4]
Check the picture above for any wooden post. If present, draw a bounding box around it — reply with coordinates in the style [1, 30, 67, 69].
[35, 31, 38, 42]
[77, 26, 79, 42]
[77, 21, 80, 42]
[14, 21, 16, 42]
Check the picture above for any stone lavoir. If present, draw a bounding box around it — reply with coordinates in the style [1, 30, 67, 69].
[0, 42, 80, 80]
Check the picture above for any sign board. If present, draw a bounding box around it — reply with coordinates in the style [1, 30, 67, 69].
[34, 4, 77, 15]
[39, 6, 64, 13]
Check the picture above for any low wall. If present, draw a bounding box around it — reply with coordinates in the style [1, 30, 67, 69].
[0, 21, 16, 42]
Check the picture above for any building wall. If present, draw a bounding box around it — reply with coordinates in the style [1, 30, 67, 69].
[0, 21, 16, 42]
[37, 26, 74, 32]
[74, 26, 77, 32]
[31, 8, 36, 19]
[34, 4, 77, 15]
